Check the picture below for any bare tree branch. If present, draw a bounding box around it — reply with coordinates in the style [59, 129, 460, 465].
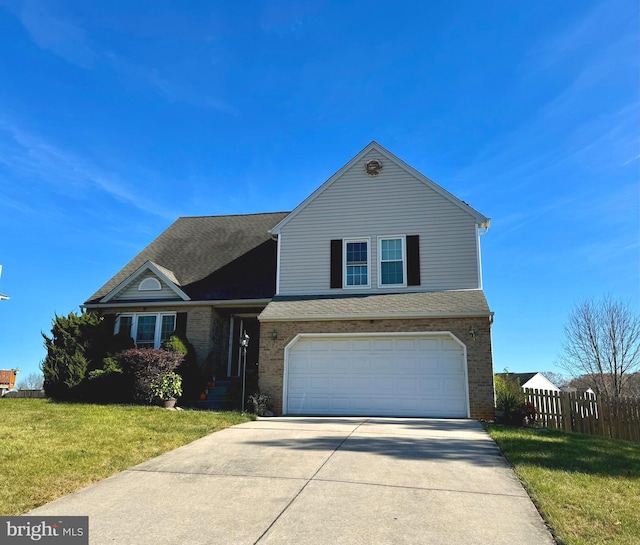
[16, 372, 44, 390]
[558, 296, 640, 398]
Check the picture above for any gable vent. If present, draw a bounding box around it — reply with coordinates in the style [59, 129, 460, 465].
[139, 277, 162, 291]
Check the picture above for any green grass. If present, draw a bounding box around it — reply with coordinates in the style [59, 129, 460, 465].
[485, 424, 640, 545]
[0, 399, 254, 515]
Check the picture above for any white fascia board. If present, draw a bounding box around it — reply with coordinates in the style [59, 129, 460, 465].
[371, 144, 490, 226]
[269, 141, 380, 235]
[84, 298, 272, 310]
[269, 141, 490, 235]
[100, 261, 190, 302]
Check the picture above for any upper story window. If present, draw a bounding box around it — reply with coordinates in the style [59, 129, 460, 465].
[330, 235, 420, 290]
[115, 313, 176, 349]
[378, 236, 406, 286]
[344, 239, 370, 288]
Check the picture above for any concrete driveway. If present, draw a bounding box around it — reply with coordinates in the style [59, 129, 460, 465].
[30, 418, 555, 544]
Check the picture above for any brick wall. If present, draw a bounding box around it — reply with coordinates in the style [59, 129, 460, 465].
[258, 317, 494, 420]
[100, 305, 216, 370]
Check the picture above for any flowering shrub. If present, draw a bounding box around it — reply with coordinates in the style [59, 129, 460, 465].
[521, 401, 538, 425]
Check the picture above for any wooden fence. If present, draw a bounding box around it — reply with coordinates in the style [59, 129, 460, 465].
[523, 388, 640, 442]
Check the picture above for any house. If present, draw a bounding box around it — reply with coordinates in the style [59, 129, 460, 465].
[85, 142, 495, 419]
[0, 369, 18, 397]
[496, 372, 560, 392]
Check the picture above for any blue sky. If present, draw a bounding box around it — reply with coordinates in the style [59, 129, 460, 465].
[0, 0, 638, 382]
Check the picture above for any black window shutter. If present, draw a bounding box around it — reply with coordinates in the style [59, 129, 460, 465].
[330, 239, 343, 289]
[406, 235, 421, 286]
[176, 312, 188, 337]
[103, 314, 116, 335]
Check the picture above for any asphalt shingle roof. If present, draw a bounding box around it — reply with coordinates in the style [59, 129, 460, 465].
[86, 212, 290, 304]
[258, 290, 491, 321]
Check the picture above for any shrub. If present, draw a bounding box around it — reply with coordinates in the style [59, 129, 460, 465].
[150, 372, 183, 401]
[495, 374, 527, 426]
[115, 348, 184, 404]
[41, 312, 114, 400]
[84, 357, 128, 403]
[162, 334, 202, 402]
[247, 392, 272, 416]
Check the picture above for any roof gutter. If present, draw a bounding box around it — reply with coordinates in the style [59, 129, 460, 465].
[259, 310, 495, 322]
[82, 298, 272, 310]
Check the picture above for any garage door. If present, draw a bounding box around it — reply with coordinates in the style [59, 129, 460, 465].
[285, 333, 468, 417]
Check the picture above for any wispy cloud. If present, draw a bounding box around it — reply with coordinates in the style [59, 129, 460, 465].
[452, 1, 638, 192]
[101, 49, 237, 115]
[0, 117, 176, 220]
[3, 0, 96, 68]
[493, 198, 576, 238]
[0, 1, 236, 114]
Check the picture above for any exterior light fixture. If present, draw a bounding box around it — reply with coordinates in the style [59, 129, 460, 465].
[240, 332, 250, 412]
[271, 329, 278, 340]
[469, 326, 477, 339]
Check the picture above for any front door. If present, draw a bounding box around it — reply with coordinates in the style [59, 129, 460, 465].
[227, 316, 260, 377]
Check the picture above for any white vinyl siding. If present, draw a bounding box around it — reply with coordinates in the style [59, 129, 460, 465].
[277, 149, 481, 295]
[112, 271, 181, 302]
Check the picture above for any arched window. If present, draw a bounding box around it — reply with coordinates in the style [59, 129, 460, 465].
[138, 277, 162, 291]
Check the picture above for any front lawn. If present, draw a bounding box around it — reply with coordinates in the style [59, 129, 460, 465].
[486, 424, 640, 545]
[0, 399, 254, 515]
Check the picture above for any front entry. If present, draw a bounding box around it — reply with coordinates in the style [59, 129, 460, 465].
[227, 316, 260, 377]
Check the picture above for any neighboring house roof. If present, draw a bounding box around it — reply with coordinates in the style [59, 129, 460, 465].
[259, 290, 492, 322]
[269, 141, 490, 235]
[496, 372, 559, 391]
[0, 370, 17, 389]
[86, 212, 290, 305]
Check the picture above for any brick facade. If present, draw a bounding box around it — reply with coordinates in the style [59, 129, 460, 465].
[102, 305, 218, 372]
[258, 317, 494, 420]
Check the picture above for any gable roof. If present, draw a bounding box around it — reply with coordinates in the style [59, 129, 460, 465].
[496, 372, 559, 390]
[100, 261, 191, 303]
[86, 212, 289, 305]
[497, 372, 538, 385]
[269, 141, 490, 235]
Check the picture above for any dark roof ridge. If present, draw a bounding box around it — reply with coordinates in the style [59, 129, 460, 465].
[177, 211, 291, 219]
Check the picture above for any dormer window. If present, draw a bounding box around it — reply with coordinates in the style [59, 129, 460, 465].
[139, 277, 162, 291]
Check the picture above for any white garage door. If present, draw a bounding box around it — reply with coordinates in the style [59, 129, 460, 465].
[285, 333, 468, 417]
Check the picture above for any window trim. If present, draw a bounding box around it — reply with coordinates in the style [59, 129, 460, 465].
[115, 312, 177, 349]
[377, 235, 407, 288]
[138, 277, 162, 291]
[343, 238, 371, 289]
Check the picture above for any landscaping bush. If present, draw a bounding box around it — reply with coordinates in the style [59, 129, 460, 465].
[115, 348, 184, 403]
[150, 371, 183, 402]
[83, 357, 129, 403]
[41, 312, 115, 400]
[162, 334, 203, 402]
[247, 392, 273, 416]
[495, 374, 527, 426]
